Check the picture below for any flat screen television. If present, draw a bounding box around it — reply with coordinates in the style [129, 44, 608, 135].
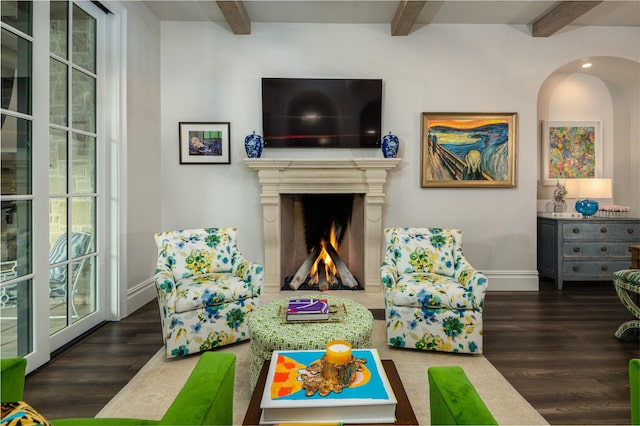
[261, 78, 382, 148]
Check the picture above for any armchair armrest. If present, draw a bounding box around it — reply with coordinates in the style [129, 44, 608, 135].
[380, 245, 399, 289]
[1, 358, 27, 403]
[160, 352, 235, 425]
[154, 254, 178, 315]
[231, 253, 264, 297]
[454, 255, 488, 310]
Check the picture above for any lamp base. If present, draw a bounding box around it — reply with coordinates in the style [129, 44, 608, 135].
[575, 199, 599, 217]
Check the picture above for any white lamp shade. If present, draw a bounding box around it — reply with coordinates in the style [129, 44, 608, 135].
[576, 178, 612, 199]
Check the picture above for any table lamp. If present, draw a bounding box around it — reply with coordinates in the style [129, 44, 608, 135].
[575, 178, 612, 217]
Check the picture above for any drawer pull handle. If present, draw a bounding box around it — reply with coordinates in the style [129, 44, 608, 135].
[600, 227, 608, 233]
[573, 247, 580, 253]
[573, 228, 580, 234]
[573, 266, 580, 272]
[629, 229, 635, 234]
[601, 246, 608, 252]
[601, 265, 608, 271]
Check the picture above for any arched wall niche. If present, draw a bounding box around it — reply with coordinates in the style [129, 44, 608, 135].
[537, 56, 639, 217]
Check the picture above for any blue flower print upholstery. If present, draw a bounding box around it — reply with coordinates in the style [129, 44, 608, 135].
[154, 227, 264, 358]
[381, 227, 487, 354]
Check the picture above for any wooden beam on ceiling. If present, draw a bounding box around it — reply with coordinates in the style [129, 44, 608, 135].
[532, 1, 603, 37]
[391, 0, 427, 36]
[215, 0, 251, 35]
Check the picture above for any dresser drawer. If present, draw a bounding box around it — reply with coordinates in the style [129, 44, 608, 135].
[562, 242, 633, 258]
[562, 222, 639, 240]
[563, 260, 631, 278]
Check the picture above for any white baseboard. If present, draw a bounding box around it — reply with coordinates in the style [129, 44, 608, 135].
[483, 270, 540, 291]
[126, 278, 157, 316]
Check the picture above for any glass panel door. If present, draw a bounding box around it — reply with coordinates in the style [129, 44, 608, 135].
[49, 1, 99, 338]
[0, 1, 35, 358]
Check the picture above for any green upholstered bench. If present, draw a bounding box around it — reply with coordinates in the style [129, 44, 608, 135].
[428, 366, 498, 425]
[1, 352, 235, 426]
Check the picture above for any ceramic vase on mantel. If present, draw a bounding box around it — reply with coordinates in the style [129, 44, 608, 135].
[381, 132, 399, 158]
[244, 131, 263, 158]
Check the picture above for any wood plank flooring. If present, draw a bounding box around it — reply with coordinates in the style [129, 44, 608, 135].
[23, 278, 639, 424]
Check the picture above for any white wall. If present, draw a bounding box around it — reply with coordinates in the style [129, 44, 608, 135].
[122, 2, 162, 313]
[151, 21, 638, 292]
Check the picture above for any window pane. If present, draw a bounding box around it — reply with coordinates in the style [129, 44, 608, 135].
[71, 256, 95, 323]
[71, 133, 95, 193]
[71, 69, 95, 133]
[1, 28, 32, 115]
[1, 200, 32, 280]
[50, 1, 68, 59]
[49, 198, 68, 260]
[50, 58, 68, 126]
[0, 279, 33, 357]
[1, 115, 32, 196]
[49, 128, 68, 194]
[72, 4, 96, 73]
[71, 197, 95, 253]
[0, 1, 32, 36]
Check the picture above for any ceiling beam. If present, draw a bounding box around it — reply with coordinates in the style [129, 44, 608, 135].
[532, 1, 602, 37]
[215, 1, 251, 35]
[391, 0, 427, 36]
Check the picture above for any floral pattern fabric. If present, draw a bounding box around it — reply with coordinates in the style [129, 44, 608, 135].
[381, 227, 487, 354]
[154, 228, 263, 358]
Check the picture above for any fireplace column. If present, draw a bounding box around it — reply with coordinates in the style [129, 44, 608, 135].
[245, 158, 401, 294]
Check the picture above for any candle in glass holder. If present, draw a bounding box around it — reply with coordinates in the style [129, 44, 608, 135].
[325, 340, 352, 364]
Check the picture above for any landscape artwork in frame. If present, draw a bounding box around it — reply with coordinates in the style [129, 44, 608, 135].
[179, 122, 231, 164]
[420, 113, 517, 187]
[542, 121, 602, 185]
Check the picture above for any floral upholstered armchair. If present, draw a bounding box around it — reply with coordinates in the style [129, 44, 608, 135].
[381, 227, 487, 354]
[154, 227, 263, 358]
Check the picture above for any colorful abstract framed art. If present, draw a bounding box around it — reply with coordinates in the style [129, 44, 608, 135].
[179, 122, 231, 164]
[541, 121, 602, 185]
[420, 112, 517, 188]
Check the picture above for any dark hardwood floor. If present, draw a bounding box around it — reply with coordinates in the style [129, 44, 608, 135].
[23, 279, 639, 424]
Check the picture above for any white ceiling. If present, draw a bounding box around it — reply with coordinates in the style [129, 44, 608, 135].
[142, 1, 640, 27]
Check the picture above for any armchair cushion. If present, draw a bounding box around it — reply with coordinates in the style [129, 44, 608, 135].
[391, 228, 455, 277]
[174, 273, 254, 313]
[389, 272, 478, 310]
[155, 228, 237, 281]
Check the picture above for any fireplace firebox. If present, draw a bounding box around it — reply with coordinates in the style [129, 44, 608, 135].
[244, 158, 400, 294]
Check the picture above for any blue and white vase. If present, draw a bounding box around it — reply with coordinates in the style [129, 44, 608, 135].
[244, 131, 263, 158]
[381, 132, 399, 158]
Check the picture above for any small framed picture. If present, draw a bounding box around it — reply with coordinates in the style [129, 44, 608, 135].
[179, 122, 231, 164]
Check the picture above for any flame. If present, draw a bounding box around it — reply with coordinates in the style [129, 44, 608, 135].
[309, 223, 339, 284]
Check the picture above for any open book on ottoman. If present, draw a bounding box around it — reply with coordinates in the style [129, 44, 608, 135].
[260, 349, 397, 424]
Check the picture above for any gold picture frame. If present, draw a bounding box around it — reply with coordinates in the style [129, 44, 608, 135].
[420, 112, 517, 188]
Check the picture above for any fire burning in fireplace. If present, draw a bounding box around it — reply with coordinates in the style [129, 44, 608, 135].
[285, 222, 360, 291]
[281, 194, 362, 291]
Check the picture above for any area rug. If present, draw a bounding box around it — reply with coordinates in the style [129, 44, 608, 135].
[98, 320, 548, 425]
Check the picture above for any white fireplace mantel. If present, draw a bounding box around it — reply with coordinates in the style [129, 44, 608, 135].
[244, 158, 401, 293]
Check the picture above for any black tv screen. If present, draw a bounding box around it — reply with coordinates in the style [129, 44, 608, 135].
[261, 78, 382, 148]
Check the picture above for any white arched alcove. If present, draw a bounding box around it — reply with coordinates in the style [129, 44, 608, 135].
[537, 57, 640, 216]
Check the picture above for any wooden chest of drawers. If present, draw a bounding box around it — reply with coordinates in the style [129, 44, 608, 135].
[537, 216, 640, 289]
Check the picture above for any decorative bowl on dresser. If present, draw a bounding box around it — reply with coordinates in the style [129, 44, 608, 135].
[537, 215, 640, 290]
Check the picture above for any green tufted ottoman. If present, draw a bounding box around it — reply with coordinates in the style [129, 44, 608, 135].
[247, 295, 374, 390]
[613, 269, 640, 339]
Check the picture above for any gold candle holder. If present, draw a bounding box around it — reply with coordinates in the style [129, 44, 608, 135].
[322, 340, 356, 388]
